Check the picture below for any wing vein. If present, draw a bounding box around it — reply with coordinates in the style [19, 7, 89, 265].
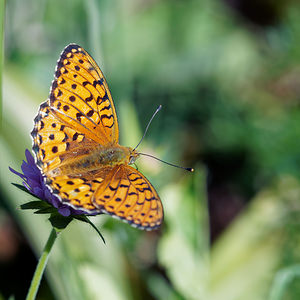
[57, 85, 97, 113]
[66, 57, 105, 85]
[51, 107, 98, 136]
[52, 98, 98, 127]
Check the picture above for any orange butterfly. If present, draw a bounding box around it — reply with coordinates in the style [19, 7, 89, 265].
[31, 44, 163, 230]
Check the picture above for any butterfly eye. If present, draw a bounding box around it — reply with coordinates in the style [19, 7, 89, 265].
[129, 156, 135, 165]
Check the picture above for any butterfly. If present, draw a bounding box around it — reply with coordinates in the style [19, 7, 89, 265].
[31, 44, 163, 230]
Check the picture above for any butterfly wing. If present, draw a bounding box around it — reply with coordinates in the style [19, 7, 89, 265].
[31, 44, 119, 173]
[45, 167, 114, 213]
[31, 44, 163, 230]
[31, 101, 98, 174]
[44, 164, 163, 230]
[92, 165, 163, 230]
[49, 43, 119, 145]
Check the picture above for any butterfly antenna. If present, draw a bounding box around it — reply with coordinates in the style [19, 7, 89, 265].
[133, 105, 162, 151]
[139, 153, 194, 172]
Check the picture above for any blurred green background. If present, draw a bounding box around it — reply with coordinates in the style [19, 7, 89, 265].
[1, 0, 300, 299]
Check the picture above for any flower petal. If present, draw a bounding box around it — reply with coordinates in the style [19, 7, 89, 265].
[22, 181, 32, 192]
[32, 186, 44, 199]
[9, 167, 26, 179]
[21, 161, 36, 178]
[25, 149, 35, 165]
[58, 207, 71, 217]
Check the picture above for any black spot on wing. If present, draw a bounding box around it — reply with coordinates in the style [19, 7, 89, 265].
[120, 184, 129, 188]
[85, 94, 93, 102]
[76, 112, 83, 121]
[109, 185, 118, 191]
[129, 175, 142, 182]
[102, 91, 109, 101]
[72, 132, 79, 141]
[96, 96, 103, 105]
[87, 110, 94, 117]
[93, 78, 104, 87]
[128, 192, 138, 196]
[100, 114, 114, 128]
[62, 133, 68, 142]
[59, 78, 66, 85]
[52, 146, 58, 153]
[100, 104, 111, 112]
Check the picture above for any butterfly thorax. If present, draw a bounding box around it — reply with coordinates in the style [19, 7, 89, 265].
[48, 145, 138, 177]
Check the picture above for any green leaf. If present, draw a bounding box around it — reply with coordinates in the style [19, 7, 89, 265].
[12, 182, 28, 192]
[74, 215, 106, 244]
[11, 183, 41, 200]
[20, 200, 51, 210]
[49, 213, 73, 233]
[34, 207, 56, 214]
[269, 265, 300, 300]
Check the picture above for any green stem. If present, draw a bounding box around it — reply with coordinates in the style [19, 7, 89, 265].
[0, 0, 5, 126]
[26, 228, 58, 300]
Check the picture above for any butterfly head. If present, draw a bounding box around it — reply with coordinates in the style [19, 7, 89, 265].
[128, 148, 139, 165]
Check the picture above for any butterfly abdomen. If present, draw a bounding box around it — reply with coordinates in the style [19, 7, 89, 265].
[49, 145, 131, 176]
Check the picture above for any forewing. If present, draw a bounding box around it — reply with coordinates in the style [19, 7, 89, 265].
[31, 101, 100, 174]
[93, 165, 163, 230]
[49, 44, 119, 145]
[31, 43, 120, 175]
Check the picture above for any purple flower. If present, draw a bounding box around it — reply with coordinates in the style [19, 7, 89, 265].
[10, 149, 89, 217]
